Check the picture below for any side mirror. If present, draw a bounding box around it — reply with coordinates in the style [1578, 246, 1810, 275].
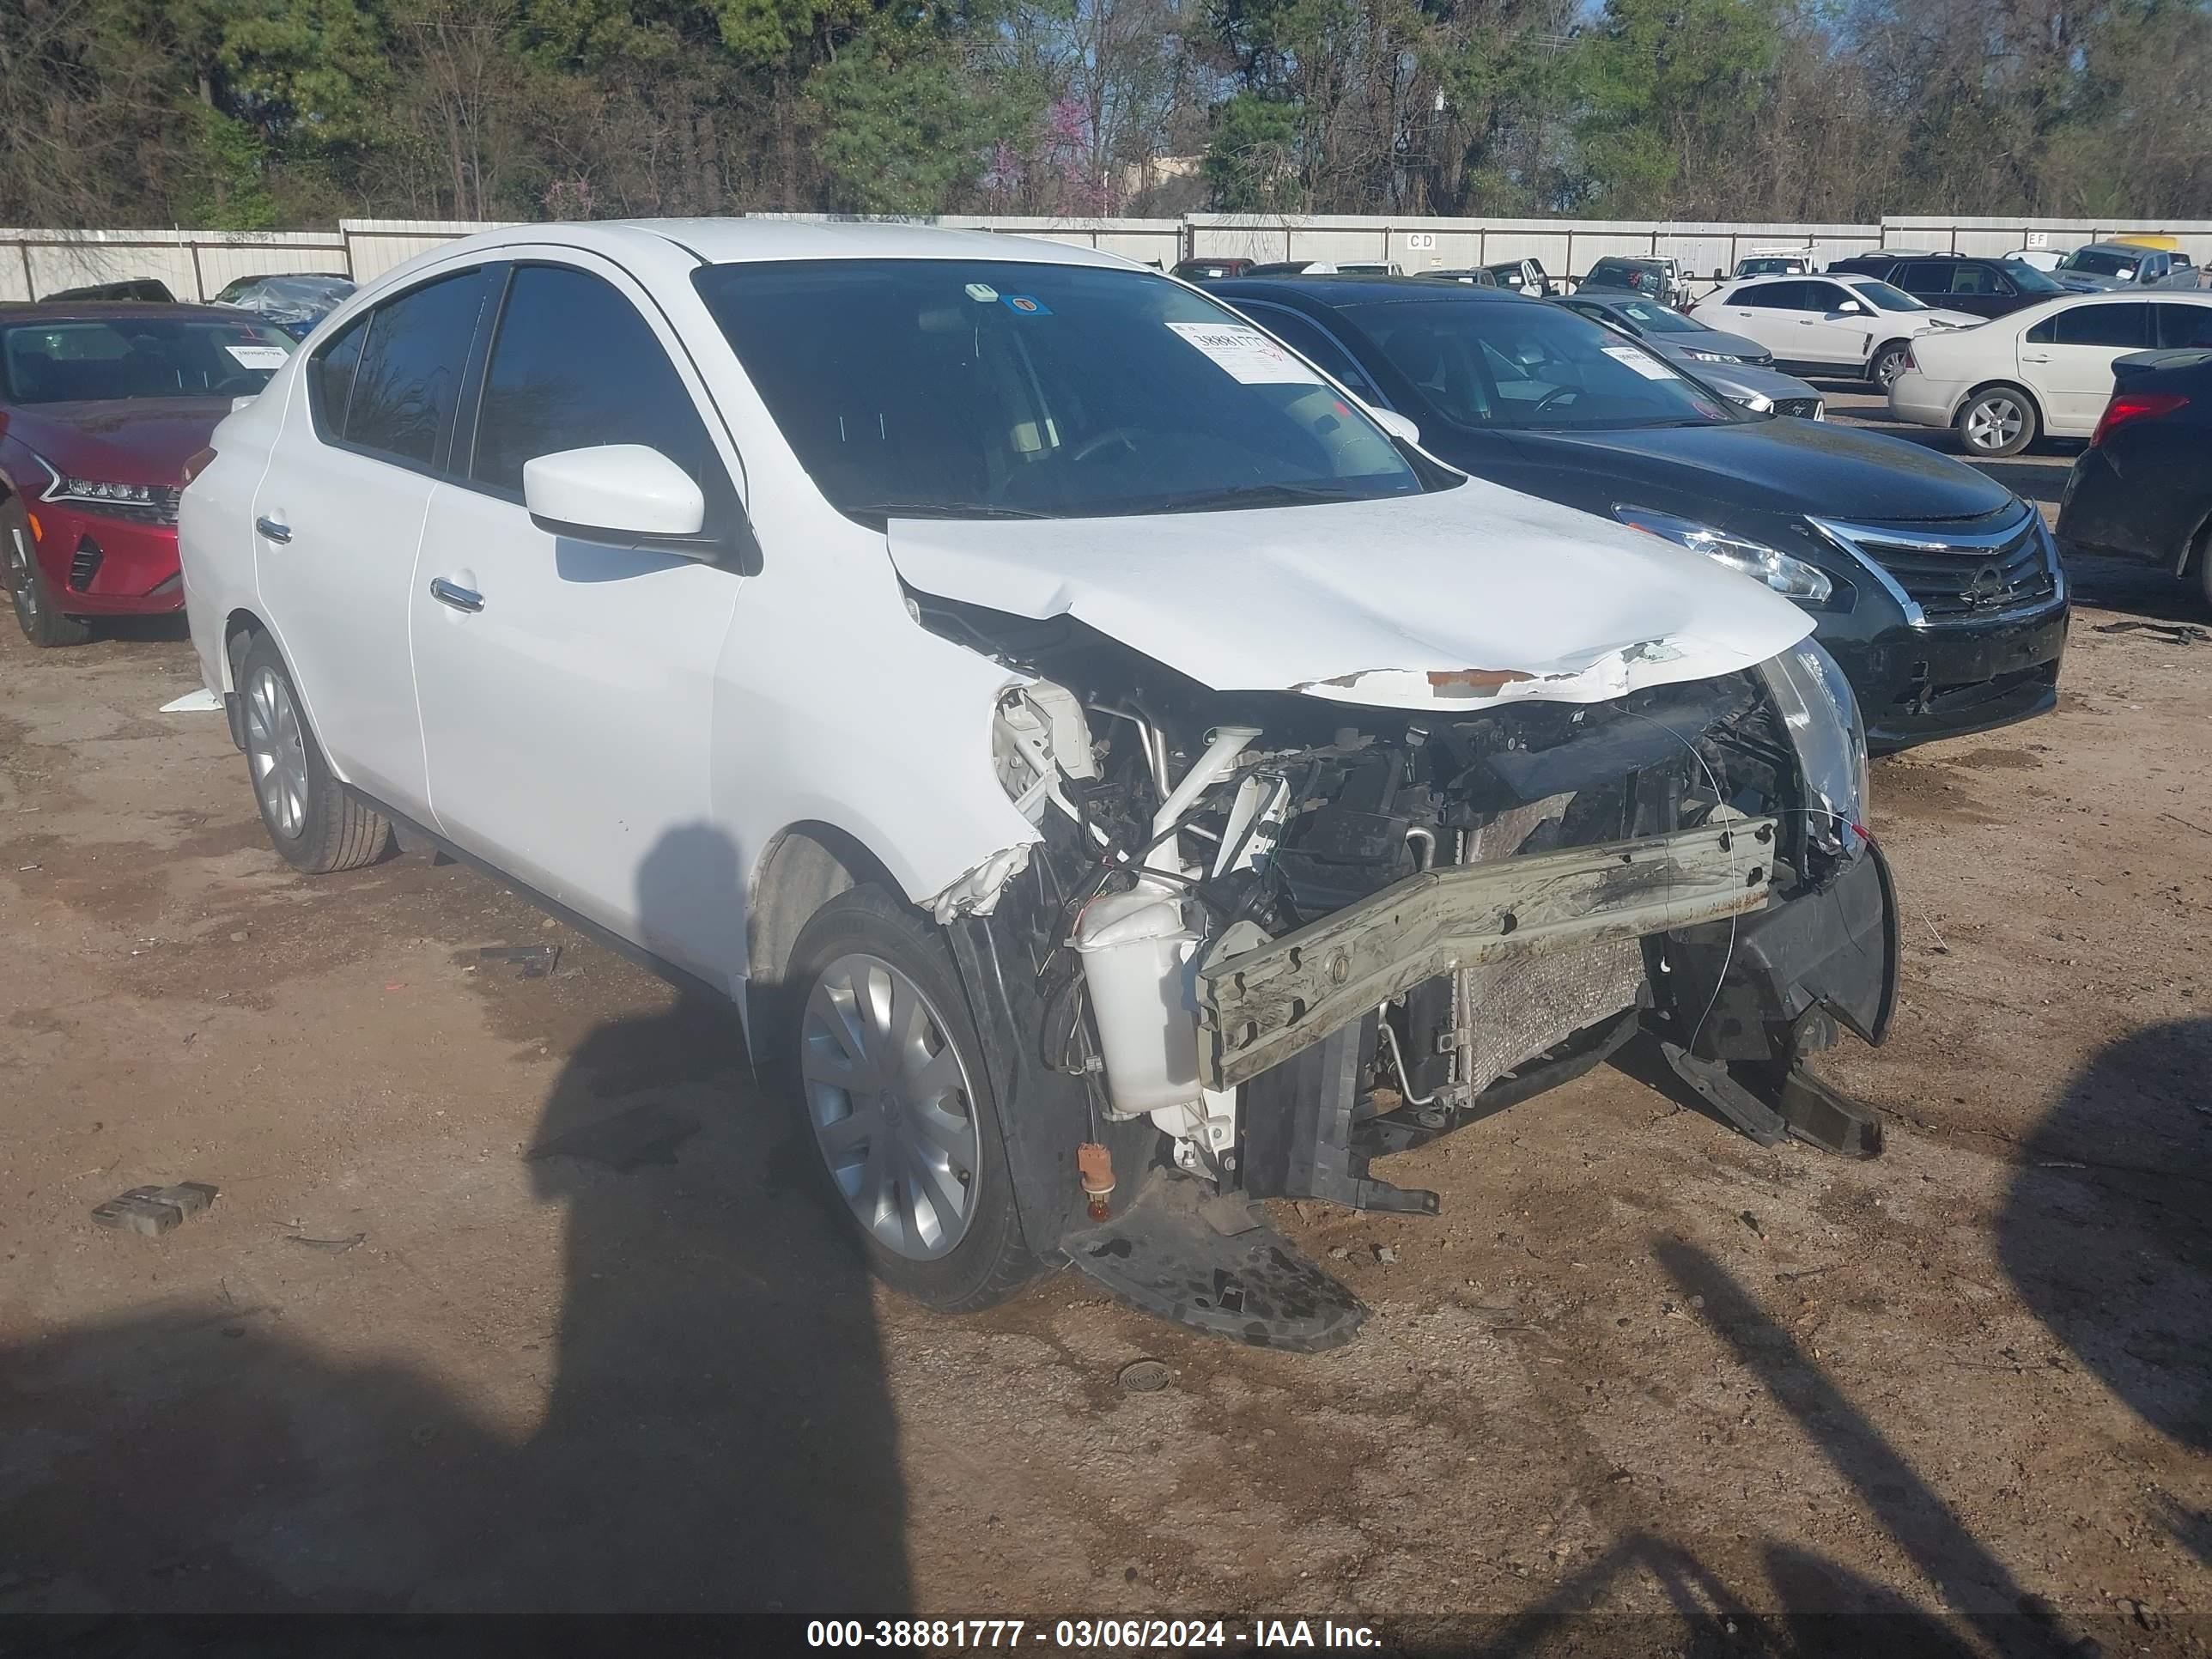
[1359, 402, 1422, 446]
[524, 445, 708, 551]
[1712, 268, 1726, 283]
[1837, 300, 1865, 315]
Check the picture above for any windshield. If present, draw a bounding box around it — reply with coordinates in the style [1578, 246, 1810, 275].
[1610, 298, 1703, 333]
[1998, 259, 2063, 295]
[2061, 249, 2138, 278]
[0, 317, 294, 404]
[693, 260, 1423, 520]
[1342, 299, 1744, 432]
[1844, 280, 1928, 313]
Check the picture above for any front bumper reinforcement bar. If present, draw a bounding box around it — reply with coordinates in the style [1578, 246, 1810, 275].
[1195, 817, 1778, 1090]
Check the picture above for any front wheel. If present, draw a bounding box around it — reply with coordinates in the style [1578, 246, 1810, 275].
[4, 502, 92, 647]
[236, 632, 392, 873]
[780, 884, 1041, 1312]
[1956, 386, 2038, 459]
[1869, 342, 1911, 390]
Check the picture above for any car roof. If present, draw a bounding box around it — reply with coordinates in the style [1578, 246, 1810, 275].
[0, 301, 262, 325]
[1210, 274, 1529, 307]
[409, 217, 1133, 273]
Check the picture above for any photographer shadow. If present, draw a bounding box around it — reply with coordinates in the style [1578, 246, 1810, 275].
[0, 823, 910, 1615]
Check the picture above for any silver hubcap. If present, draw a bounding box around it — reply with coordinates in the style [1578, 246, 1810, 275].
[244, 665, 312, 839]
[800, 952, 982, 1261]
[1966, 397, 2024, 452]
[1876, 351, 1905, 386]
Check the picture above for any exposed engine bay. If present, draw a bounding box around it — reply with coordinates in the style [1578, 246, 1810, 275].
[915, 590, 1899, 1349]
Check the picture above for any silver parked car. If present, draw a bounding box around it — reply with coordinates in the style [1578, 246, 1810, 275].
[1555, 292, 1827, 418]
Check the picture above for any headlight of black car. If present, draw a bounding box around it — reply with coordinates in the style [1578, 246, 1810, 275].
[1614, 506, 1835, 605]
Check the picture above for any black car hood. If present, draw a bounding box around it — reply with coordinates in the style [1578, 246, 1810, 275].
[1484, 416, 2014, 525]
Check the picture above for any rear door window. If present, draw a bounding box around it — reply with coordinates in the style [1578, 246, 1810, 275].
[2038, 304, 2152, 348]
[467, 264, 720, 498]
[1736, 281, 1809, 309]
[1899, 262, 1954, 292]
[334, 269, 489, 470]
[2156, 304, 2212, 348]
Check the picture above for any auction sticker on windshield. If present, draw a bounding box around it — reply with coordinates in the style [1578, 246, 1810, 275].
[1166, 321, 1323, 385]
[225, 345, 290, 369]
[1601, 344, 1674, 381]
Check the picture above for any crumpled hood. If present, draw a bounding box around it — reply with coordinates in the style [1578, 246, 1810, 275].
[888, 478, 1814, 712]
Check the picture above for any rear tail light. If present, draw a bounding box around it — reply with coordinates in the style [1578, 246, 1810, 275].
[2091, 392, 2188, 448]
[180, 447, 216, 488]
[1899, 347, 1917, 374]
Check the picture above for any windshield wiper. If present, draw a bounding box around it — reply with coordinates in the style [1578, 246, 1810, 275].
[1148, 481, 1367, 514]
[843, 501, 1053, 521]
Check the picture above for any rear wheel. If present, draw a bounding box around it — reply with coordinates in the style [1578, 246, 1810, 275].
[236, 632, 392, 872]
[4, 501, 93, 647]
[1956, 386, 2038, 459]
[1869, 341, 1911, 390]
[2193, 521, 2212, 614]
[780, 884, 1040, 1312]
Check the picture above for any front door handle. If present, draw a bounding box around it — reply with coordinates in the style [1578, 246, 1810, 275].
[255, 516, 291, 544]
[2021, 353, 2050, 363]
[428, 577, 483, 613]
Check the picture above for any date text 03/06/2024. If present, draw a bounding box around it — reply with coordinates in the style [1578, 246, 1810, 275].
[805, 1620, 1383, 1649]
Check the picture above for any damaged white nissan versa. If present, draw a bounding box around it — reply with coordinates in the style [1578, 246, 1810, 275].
[179, 222, 1899, 1349]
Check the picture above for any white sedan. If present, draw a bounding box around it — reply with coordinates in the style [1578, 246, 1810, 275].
[1888, 290, 2212, 456]
[1691, 274, 1980, 387]
[175, 218, 1893, 1345]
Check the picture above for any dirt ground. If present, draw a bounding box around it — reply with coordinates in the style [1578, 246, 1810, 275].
[2, 394, 2207, 1652]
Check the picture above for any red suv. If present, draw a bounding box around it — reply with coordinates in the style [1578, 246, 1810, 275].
[1, 302, 295, 645]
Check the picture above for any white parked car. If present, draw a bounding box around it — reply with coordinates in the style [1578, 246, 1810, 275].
[1692, 274, 1980, 387]
[1888, 290, 2212, 457]
[2002, 248, 2066, 274]
[178, 220, 1899, 1348]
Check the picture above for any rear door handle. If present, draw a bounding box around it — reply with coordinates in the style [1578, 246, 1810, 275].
[255, 516, 291, 544]
[428, 577, 483, 613]
[2021, 353, 2050, 363]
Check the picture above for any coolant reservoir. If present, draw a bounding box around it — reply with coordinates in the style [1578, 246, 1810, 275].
[1073, 881, 1203, 1119]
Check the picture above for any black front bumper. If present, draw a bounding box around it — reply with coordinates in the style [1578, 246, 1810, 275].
[1829, 605, 2069, 751]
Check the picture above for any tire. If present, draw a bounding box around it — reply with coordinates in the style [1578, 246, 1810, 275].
[778, 884, 1041, 1312]
[235, 631, 392, 873]
[2194, 521, 2212, 615]
[3, 500, 93, 647]
[1868, 341, 1911, 390]
[1955, 385, 2039, 459]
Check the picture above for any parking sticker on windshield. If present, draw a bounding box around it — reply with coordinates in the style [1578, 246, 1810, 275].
[1165, 321, 1322, 385]
[224, 345, 289, 370]
[1001, 295, 1051, 315]
[1601, 344, 1674, 381]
